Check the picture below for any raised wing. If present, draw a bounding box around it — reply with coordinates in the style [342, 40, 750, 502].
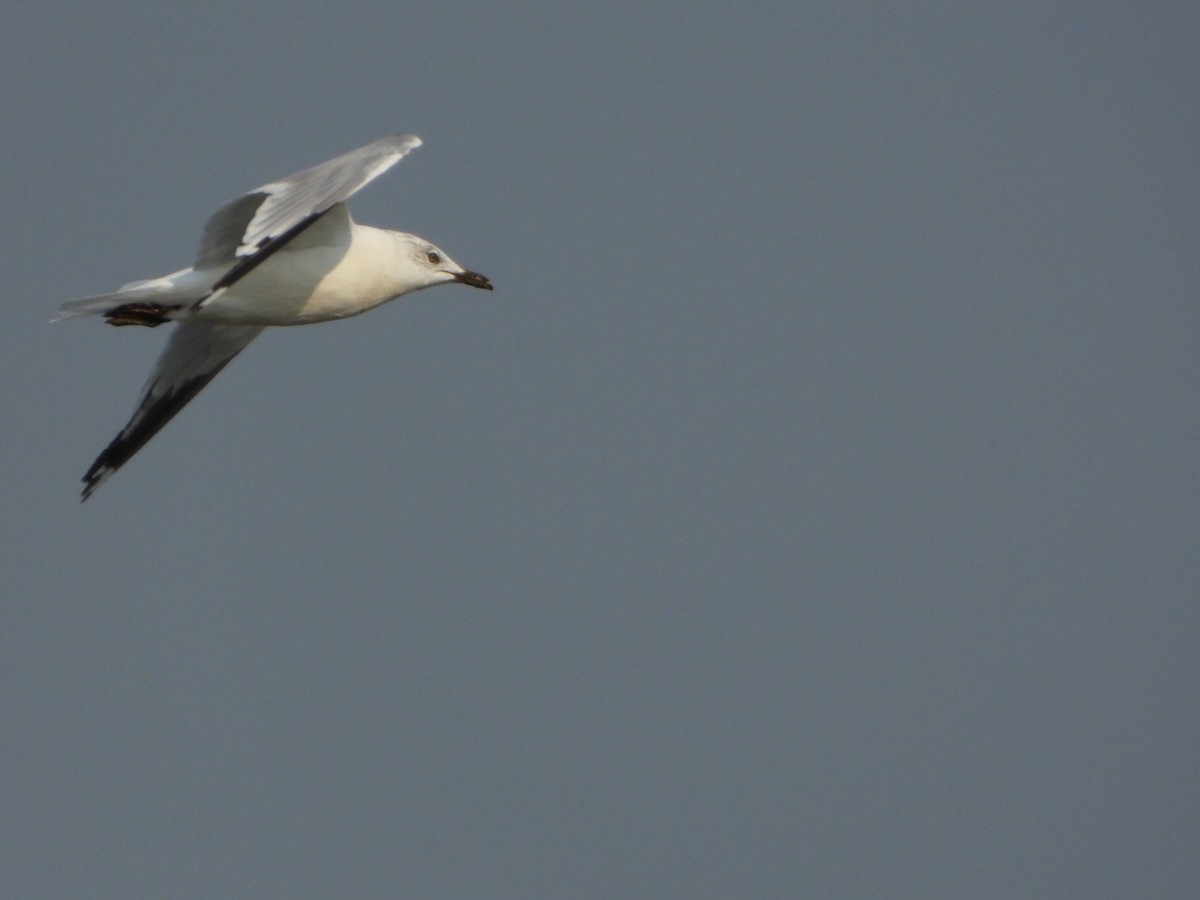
[193, 134, 422, 296]
[81, 322, 263, 500]
[196, 134, 422, 266]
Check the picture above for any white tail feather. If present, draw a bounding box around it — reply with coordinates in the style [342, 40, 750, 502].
[53, 270, 199, 323]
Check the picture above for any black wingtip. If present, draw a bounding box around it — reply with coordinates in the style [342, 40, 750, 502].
[80, 454, 115, 502]
[80, 473, 103, 502]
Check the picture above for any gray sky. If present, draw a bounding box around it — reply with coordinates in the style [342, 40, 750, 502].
[2, 3, 1197, 897]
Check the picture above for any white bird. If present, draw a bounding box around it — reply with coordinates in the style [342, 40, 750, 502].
[57, 135, 492, 501]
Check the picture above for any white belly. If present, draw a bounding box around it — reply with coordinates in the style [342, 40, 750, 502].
[195, 225, 406, 326]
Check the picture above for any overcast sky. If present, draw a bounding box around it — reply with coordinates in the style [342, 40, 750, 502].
[2, 3, 1197, 897]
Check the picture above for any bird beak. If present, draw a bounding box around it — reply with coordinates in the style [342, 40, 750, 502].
[452, 269, 493, 290]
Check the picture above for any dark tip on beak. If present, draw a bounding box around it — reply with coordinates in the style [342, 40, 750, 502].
[453, 270, 493, 291]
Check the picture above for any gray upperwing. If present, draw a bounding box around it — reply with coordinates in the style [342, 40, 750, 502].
[81, 321, 263, 500]
[194, 134, 422, 269]
[194, 192, 270, 269]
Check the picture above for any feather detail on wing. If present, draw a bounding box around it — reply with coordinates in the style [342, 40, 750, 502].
[81, 322, 263, 500]
[194, 134, 422, 269]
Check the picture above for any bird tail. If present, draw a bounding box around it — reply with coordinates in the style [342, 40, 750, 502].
[54, 273, 197, 326]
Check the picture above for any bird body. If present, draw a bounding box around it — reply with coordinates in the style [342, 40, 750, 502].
[192, 212, 447, 326]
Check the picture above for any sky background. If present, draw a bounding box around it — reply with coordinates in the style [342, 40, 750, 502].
[2, 3, 1197, 897]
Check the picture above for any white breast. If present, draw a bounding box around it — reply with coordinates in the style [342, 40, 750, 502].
[196, 221, 412, 326]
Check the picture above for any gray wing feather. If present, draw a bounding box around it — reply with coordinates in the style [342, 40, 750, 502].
[194, 134, 422, 268]
[81, 322, 263, 500]
[195, 193, 270, 268]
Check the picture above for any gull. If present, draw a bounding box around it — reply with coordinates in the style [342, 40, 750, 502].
[57, 134, 492, 501]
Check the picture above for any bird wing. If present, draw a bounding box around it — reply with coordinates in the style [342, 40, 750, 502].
[81, 322, 263, 500]
[193, 134, 423, 299]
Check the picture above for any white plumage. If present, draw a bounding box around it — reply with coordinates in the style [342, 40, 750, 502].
[58, 135, 492, 500]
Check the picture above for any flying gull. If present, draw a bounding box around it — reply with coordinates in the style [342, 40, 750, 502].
[57, 134, 492, 500]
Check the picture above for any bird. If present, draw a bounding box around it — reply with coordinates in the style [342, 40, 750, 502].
[56, 134, 493, 501]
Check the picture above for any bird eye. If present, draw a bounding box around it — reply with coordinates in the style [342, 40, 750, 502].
[426, 250, 441, 264]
